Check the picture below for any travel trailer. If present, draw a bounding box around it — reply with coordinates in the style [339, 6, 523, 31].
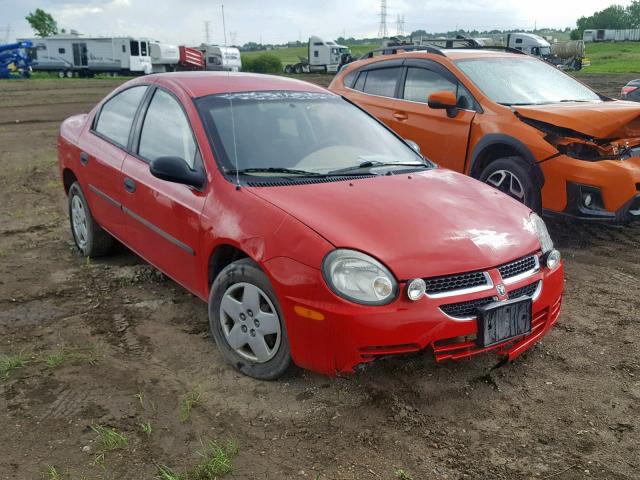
[198, 45, 242, 72]
[149, 42, 204, 73]
[21, 35, 152, 77]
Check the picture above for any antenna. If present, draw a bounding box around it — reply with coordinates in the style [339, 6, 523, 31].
[221, 2, 227, 46]
[377, 0, 388, 39]
[204, 20, 211, 44]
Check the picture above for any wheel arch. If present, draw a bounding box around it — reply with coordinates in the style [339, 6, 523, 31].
[62, 168, 78, 195]
[469, 134, 545, 189]
[207, 243, 250, 289]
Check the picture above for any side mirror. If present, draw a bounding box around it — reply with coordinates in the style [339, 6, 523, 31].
[150, 156, 205, 189]
[427, 90, 459, 118]
[404, 139, 421, 154]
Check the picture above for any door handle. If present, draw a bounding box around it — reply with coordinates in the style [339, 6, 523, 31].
[124, 177, 136, 193]
[393, 111, 408, 121]
[79, 151, 89, 165]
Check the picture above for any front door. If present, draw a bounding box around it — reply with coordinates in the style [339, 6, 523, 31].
[72, 43, 88, 67]
[121, 87, 206, 294]
[390, 63, 476, 173]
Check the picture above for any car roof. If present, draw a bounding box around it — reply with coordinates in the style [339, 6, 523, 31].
[146, 71, 329, 98]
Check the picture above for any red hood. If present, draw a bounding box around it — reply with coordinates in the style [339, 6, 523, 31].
[515, 100, 640, 138]
[249, 169, 540, 280]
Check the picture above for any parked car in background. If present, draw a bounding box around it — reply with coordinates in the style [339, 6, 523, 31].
[58, 72, 563, 379]
[621, 79, 640, 102]
[330, 47, 640, 222]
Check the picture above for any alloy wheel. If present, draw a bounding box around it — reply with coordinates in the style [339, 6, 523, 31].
[486, 169, 527, 204]
[71, 195, 88, 249]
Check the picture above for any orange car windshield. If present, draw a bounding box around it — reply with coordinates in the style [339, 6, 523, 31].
[455, 57, 601, 106]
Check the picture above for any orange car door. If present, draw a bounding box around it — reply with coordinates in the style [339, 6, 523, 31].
[391, 61, 477, 173]
[343, 60, 404, 131]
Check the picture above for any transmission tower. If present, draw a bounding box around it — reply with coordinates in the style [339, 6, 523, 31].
[204, 20, 211, 44]
[377, 0, 388, 39]
[229, 31, 237, 46]
[396, 15, 405, 37]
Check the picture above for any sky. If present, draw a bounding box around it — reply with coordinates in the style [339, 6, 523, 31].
[2, 0, 633, 46]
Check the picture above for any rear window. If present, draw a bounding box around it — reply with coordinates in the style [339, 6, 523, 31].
[94, 86, 147, 147]
[362, 67, 401, 97]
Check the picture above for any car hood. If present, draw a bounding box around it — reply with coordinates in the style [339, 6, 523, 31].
[248, 169, 540, 280]
[515, 101, 640, 139]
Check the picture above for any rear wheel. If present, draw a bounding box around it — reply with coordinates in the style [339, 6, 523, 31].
[68, 182, 113, 257]
[479, 156, 542, 212]
[294, 64, 303, 74]
[284, 65, 293, 74]
[209, 258, 291, 380]
[58, 70, 65, 79]
[65, 70, 74, 78]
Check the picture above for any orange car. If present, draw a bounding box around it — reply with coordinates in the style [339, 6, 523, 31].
[330, 47, 640, 221]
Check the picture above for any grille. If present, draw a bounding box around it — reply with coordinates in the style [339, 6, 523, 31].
[440, 296, 497, 319]
[424, 271, 488, 296]
[508, 281, 539, 299]
[498, 255, 537, 280]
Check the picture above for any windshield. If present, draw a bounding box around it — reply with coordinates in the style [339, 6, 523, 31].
[196, 91, 427, 176]
[455, 57, 600, 105]
[540, 46, 551, 56]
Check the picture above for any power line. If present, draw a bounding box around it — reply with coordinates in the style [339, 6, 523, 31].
[377, 0, 388, 39]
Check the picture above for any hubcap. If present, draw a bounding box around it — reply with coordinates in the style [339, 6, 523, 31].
[219, 282, 281, 363]
[486, 170, 527, 204]
[71, 195, 88, 249]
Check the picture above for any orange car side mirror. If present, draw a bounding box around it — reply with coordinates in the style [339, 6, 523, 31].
[427, 90, 459, 118]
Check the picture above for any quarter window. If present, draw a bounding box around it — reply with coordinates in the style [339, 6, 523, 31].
[95, 86, 148, 147]
[361, 67, 401, 97]
[141, 41, 148, 56]
[139, 89, 198, 168]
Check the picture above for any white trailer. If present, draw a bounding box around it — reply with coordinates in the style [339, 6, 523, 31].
[198, 45, 241, 72]
[283, 36, 351, 74]
[583, 29, 640, 42]
[149, 42, 180, 73]
[20, 35, 152, 77]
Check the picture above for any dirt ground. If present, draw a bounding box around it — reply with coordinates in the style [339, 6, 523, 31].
[1, 73, 639, 480]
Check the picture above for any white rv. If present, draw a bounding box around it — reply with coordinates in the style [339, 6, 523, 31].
[198, 45, 242, 72]
[506, 33, 552, 57]
[21, 35, 152, 77]
[284, 36, 350, 74]
[149, 42, 180, 73]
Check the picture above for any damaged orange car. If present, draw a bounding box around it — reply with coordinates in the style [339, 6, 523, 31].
[330, 47, 640, 221]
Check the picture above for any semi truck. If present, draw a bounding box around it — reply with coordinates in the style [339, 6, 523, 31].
[149, 42, 205, 72]
[20, 35, 152, 77]
[506, 33, 588, 71]
[283, 36, 351, 74]
[197, 45, 242, 72]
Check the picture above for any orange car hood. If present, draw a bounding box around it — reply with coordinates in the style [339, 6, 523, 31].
[515, 101, 640, 139]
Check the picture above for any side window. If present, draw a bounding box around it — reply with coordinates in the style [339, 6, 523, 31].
[353, 71, 367, 91]
[138, 89, 197, 168]
[403, 67, 475, 110]
[515, 38, 523, 44]
[130, 41, 139, 56]
[58, 48, 65, 54]
[95, 86, 148, 147]
[362, 67, 401, 97]
[343, 70, 358, 88]
[122, 45, 126, 53]
[313, 50, 319, 58]
[141, 41, 147, 56]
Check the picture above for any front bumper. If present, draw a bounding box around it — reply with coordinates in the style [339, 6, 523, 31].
[264, 255, 564, 376]
[540, 154, 640, 222]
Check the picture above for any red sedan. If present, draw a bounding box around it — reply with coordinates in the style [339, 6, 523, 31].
[58, 72, 564, 379]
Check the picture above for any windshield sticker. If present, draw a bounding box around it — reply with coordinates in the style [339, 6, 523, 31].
[217, 91, 333, 101]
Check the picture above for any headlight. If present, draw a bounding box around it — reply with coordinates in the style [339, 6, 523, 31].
[529, 213, 554, 254]
[322, 249, 398, 305]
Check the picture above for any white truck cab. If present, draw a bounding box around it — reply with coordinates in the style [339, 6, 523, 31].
[284, 36, 351, 74]
[506, 33, 552, 58]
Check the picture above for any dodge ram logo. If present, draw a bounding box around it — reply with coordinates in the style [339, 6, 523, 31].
[496, 284, 506, 296]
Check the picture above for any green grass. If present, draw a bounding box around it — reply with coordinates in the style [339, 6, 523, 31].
[394, 468, 414, 480]
[241, 43, 379, 66]
[44, 465, 64, 480]
[155, 440, 237, 480]
[583, 41, 640, 74]
[43, 348, 99, 369]
[156, 465, 185, 480]
[179, 387, 202, 423]
[91, 425, 129, 451]
[139, 421, 152, 436]
[0, 353, 27, 379]
[29, 71, 135, 81]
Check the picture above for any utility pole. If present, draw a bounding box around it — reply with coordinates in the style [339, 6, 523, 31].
[221, 2, 227, 46]
[204, 20, 211, 44]
[377, 0, 388, 39]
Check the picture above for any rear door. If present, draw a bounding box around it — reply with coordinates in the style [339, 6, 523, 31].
[121, 86, 206, 294]
[80, 85, 149, 241]
[343, 60, 403, 129]
[391, 60, 477, 172]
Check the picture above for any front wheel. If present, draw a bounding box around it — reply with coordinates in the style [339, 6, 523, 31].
[209, 259, 291, 380]
[479, 156, 542, 212]
[68, 182, 113, 257]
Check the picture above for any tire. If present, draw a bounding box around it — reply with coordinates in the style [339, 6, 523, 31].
[294, 64, 303, 74]
[209, 258, 292, 380]
[66, 70, 73, 78]
[284, 65, 293, 74]
[479, 156, 542, 213]
[68, 182, 113, 257]
[58, 70, 65, 79]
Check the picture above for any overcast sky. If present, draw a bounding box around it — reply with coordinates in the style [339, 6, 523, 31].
[3, 0, 632, 46]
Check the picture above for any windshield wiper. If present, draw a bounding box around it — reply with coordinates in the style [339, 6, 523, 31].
[328, 160, 428, 175]
[225, 167, 325, 177]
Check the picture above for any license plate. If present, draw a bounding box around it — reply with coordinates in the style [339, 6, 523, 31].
[476, 298, 532, 348]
